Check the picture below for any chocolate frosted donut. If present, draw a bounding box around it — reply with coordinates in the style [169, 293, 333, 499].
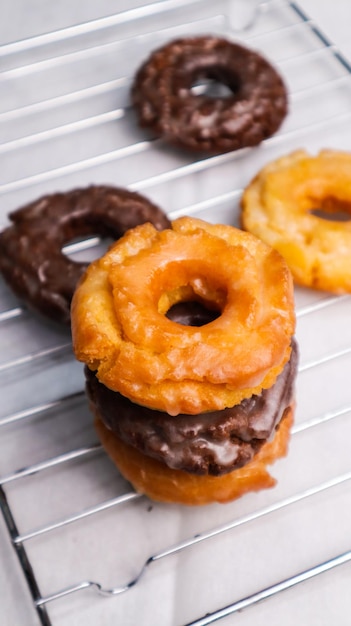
[131, 36, 288, 154]
[86, 307, 298, 476]
[0, 186, 170, 325]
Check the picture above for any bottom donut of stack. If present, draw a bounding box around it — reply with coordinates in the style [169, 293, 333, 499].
[94, 410, 293, 506]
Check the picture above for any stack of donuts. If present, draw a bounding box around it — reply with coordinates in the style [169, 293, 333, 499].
[71, 217, 297, 505]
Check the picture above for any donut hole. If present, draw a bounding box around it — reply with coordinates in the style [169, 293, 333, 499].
[309, 197, 351, 222]
[63, 234, 114, 263]
[310, 208, 351, 222]
[152, 252, 258, 331]
[189, 67, 239, 99]
[157, 273, 225, 327]
[166, 300, 220, 327]
[191, 77, 234, 99]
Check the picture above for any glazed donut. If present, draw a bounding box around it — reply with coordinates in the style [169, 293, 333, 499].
[0, 186, 170, 324]
[241, 149, 351, 293]
[94, 407, 294, 506]
[71, 216, 295, 416]
[131, 36, 288, 154]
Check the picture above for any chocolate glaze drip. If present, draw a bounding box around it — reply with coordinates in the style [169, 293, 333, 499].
[86, 299, 298, 476]
[0, 186, 170, 325]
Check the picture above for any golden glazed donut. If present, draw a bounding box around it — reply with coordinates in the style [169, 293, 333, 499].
[71, 217, 295, 416]
[241, 149, 351, 293]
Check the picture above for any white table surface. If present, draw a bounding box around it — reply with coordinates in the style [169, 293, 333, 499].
[1, 2, 351, 625]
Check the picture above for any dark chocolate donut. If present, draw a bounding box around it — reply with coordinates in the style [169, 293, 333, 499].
[131, 36, 288, 154]
[86, 320, 298, 476]
[0, 186, 170, 325]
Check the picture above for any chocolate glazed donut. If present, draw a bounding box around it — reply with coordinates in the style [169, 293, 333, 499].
[0, 186, 170, 325]
[131, 36, 288, 154]
[85, 300, 298, 476]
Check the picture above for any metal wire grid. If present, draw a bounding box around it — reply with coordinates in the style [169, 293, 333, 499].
[1, 1, 351, 625]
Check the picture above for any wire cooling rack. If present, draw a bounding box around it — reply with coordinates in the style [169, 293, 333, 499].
[1, 1, 351, 625]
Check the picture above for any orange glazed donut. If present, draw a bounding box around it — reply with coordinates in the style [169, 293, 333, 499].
[241, 149, 351, 293]
[72, 216, 295, 416]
